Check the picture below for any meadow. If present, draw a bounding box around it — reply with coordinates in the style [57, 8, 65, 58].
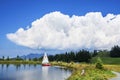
[91, 57, 120, 65]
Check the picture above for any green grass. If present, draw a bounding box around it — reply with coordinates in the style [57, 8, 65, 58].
[91, 57, 120, 65]
[51, 61, 116, 80]
[68, 68, 115, 80]
[91, 57, 120, 72]
[104, 65, 120, 72]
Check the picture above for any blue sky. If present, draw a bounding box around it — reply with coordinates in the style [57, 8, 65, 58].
[0, 0, 120, 57]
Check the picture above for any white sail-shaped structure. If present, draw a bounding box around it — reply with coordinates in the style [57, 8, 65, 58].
[42, 53, 50, 66]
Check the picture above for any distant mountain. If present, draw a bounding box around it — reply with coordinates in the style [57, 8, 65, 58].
[20, 53, 44, 59]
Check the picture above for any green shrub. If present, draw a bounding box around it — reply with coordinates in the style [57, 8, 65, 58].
[96, 57, 103, 69]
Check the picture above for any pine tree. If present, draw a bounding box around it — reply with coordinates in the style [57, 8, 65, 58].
[110, 45, 120, 57]
[95, 57, 103, 69]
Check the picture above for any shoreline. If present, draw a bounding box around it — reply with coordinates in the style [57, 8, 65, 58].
[51, 61, 117, 80]
[0, 60, 41, 64]
[0, 61, 119, 80]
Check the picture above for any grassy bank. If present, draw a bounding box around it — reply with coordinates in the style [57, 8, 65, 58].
[104, 65, 120, 72]
[51, 61, 116, 80]
[0, 60, 41, 64]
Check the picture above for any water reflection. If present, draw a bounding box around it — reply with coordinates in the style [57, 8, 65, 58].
[6, 64, 10, 68]
[42, 66, 49, 80]
[1, 64, 4, 69]
[14, 64, 21, 70]
[23, 64, 26, 69]
[0, 64, 71, 80]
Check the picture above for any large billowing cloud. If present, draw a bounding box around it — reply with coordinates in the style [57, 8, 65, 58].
[6, 11, 120, 50]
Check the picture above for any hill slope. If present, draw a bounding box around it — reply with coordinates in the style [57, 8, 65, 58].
[20, 53, 44, 59]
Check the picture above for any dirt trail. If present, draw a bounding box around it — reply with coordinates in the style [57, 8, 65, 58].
[109, 71, 120, 80]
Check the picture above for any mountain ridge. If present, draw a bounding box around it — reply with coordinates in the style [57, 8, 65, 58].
[20, 53, 44, 59]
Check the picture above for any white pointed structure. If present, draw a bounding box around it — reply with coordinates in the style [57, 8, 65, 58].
[42, 52, 50, 66]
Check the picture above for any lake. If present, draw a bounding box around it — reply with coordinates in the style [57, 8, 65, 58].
[0, 64, 71, 80]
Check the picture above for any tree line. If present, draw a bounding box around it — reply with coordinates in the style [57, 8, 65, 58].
[110, 45, 120, 57]
[0, 45, 120, 62]
[0, 55, 23, 61]
[48, 49, 91, 63]
[48, 45, 120, 62]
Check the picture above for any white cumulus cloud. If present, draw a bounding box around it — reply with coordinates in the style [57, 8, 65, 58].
[6, 11, 120, 50]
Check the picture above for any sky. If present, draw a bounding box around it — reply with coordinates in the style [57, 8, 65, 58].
[0, 0, 120, 57]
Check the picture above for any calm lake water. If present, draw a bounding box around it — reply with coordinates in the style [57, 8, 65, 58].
[0, 64, 71, 80]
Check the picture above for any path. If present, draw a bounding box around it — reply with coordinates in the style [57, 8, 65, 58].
[109, 71, 120, 80]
